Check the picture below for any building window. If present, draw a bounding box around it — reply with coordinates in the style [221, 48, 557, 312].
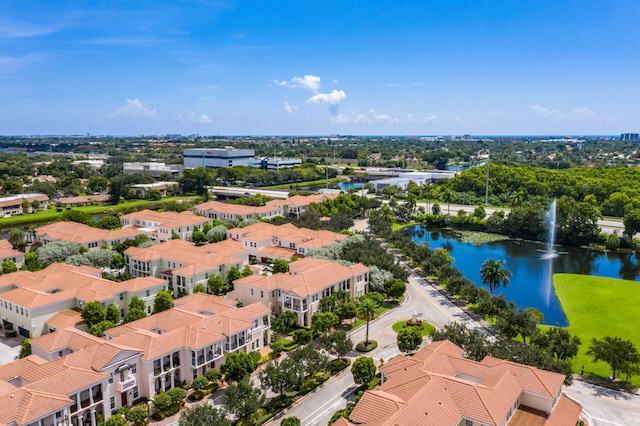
[133, 386, 139, 399]
[119, 293, 124, 301]
[132, 364, 137, 374]
[465, 420, 473, 426]
[146, 289, 150, 297]
[110, 396, 115, 410]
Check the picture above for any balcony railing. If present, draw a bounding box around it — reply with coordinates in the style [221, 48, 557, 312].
[117, 377, 136, 393]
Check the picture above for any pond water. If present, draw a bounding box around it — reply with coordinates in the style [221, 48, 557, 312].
[408, 225, 640, 326]
[337, 182, 365, 191]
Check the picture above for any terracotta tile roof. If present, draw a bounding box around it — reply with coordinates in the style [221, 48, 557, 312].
[106, 293, 264, 357]
[30, 327, 103, 352]
[56, 194, 111, 205]
[0, 194, 48, 208]
[234, 257, 368, 297]
[335, 340, 580, 426]
[120, 209, 211, 230]
[266, 193, 337, 208]
[125, 238, 246, 266]
[0, 263, 165, 309]
[349, 389, 406, 424]
[546, 394, 582, 426]
[0, 239, 23, 261]
[0, 388, 72, 425]
[194, 200, 280, 216]
[43, 309, 85, 331]
[35, 221, 148, 244]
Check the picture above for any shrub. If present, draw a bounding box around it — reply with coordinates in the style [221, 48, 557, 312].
[355, 340, 378, 352]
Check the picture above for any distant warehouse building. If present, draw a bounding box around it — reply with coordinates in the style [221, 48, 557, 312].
[183, 148, 302, 170]
[183, 148, 256, 168]
[621, 133, 639, 140]
[123, 162, 184, 178]
[258, 157, 302, 170]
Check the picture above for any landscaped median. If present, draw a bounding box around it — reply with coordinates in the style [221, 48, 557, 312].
[552, 273, 640, 386]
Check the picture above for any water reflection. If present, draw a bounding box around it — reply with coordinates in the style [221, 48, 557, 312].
[409, 225, 640, 326]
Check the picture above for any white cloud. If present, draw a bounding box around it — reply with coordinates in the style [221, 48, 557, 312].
[109, 99, 157, 118]
[174, 112, 211, 123]
[273, 74, 321, 92]
[572, 107, 594, 117]
[368, 109, 398, 123]
[307, 90, 346, 105]
[332, 109, 399, 124]
[0, 20, 58, 39]
[283, 100, 297, 114]
[529, 104, 560, 117]
[529, 104, 597, 120]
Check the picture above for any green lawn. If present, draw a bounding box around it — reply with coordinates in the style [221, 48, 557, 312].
[392, 320, 435, 336]
[553, 273, 640, 385]
[0, 195, 202, 229]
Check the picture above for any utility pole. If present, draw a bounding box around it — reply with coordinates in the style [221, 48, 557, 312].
[485, 150, 490, 207]
[325, 157, 329, 189]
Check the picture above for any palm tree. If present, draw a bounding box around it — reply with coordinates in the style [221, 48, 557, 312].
[8, 229, 27, 252]
[480, 259, 512, 294]
[442, 190, 455, 216]
[357, 298, 378, 345]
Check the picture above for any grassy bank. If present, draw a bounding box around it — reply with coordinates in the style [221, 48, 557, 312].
[263, 177, 346, 190]
[553, 273, 640, 386]
[0, 195, 202, 229]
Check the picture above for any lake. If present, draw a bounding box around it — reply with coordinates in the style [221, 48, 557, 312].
[408, 225, 640, 326]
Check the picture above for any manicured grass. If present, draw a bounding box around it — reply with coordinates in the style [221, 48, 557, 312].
[553, 273, 640, 386]
[0, 195, 202, 229]
[263, 177, 346, 190]
[392, 221, 418, 231]
[391, 320, 435, 336]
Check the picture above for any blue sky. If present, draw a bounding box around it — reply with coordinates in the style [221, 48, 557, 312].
[1, 0, 639, 136]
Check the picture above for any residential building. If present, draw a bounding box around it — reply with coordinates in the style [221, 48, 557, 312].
[229, 257, 369, 326]
[183, 148, 255, 169]
[0, 293, 270, 426]
[0, 193, 49, 217]
[266, 193, 337, 217]
[192, 200, 281, 221]
[226, 222, 348, 261]
[119, 210, 213, 242]
[130, 181, 180, 198]
[0, 239, 25, 269]
[334, 340, 582, 426]
[31, 221, 149, 249]
[123, 162, 183, 178]
[54, 195, 111, 208]
[124, 239, 248, 296]
[0, 263, 168, 338]
[257, 157, 302, 170]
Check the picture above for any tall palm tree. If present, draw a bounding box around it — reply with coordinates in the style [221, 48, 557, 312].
[480, 259, 512, 294]
[357, 298, 378, 345]
[442, 190, 455, 216]
[8, 228, 27, 252]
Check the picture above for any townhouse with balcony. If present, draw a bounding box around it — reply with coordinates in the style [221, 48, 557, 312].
[31, 221, 150, 249]
[229, 257, 369, 326]
[192, 200, 281, 221]
[265, 193, 337, 217]
[124, 238, 248, 297]
[0, 293, 270, 426]
[119, 210, 213, 242]
[0, 239, 25, 268]
[0, 193, 49, 217]
[0, 263, 167, 338]
[226, 222, 348, 263]
[333, 340, 583, 426]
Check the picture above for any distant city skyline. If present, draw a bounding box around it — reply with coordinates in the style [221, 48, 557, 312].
[1, 1, 639, 136]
